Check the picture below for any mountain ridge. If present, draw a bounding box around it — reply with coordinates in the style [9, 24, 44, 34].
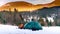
[0, 1, 60, 12]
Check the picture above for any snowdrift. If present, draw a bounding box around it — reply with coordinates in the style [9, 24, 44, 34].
[0, 24, 60, 34]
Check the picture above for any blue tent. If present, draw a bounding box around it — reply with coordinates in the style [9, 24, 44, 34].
[24, 21, 42, 30]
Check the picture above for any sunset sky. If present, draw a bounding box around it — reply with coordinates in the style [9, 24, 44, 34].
[0, 0, 60, 12]
[0, 0, 55, 6]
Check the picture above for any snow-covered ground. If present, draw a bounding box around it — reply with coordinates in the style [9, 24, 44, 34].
[0, 24, 60, 34]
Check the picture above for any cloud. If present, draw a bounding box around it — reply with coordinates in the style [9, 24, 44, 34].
[0, 0, 55, 6]
[25, 0, 55, 5]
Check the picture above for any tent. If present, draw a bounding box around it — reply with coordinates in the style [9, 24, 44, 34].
[24, 21, 42, 30]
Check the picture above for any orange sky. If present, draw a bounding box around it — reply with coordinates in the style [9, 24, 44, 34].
[0, 0, 60, 12]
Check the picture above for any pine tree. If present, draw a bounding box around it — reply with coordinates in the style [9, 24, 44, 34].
[0, 12, 7, 24]
[38, 17, 44, 26]
[13, 8, 18, 25]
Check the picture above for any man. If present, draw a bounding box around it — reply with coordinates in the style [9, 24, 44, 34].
[18, 14, 24, 29]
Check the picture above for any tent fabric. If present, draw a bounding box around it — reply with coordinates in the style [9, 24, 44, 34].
[24, 21, 42, 30]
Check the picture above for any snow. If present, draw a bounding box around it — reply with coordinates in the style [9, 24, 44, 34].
[0, 24, 60, 34]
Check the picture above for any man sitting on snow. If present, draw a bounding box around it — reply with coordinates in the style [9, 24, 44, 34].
[24, 19, 42, 30]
